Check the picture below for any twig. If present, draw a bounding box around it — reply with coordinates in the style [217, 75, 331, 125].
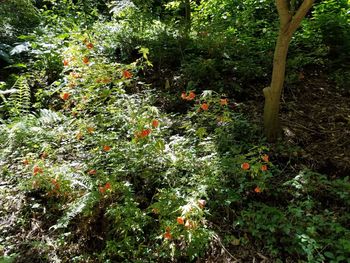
[257, 252, 269, 263]
[281, 119, 321, 134]
[213, 234, 239, 262]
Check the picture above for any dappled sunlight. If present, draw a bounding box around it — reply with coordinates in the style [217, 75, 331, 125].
[0, 0, 349, 262]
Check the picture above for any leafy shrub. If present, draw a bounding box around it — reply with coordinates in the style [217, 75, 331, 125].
[312, 0, 350, 64]
[234, 170, 350, 262]
[331, 68, 350, 90]
[0, 0, 40, 45]
[1, 1, 350, 262]
[290, 0, 350, 73]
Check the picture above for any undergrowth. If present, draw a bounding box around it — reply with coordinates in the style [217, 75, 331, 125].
[0, 1, 349, 262]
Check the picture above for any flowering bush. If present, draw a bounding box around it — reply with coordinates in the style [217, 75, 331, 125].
[1, 9, 349, 262]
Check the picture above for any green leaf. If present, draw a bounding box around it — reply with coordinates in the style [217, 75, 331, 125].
[0, 255, 17, 263]
[155, 140, 165, 152]
[4, 63, 27, 69]
[139, 47, 149, 59]
[17, 35, 36, 40]
[196, 127, 207, 139]
[57, 33, 70, 40]
[324, 251, 335, 259]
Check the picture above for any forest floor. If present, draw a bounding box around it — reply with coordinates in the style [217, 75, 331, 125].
[0, 72, 349, 262]
[244, 72, 350, 178]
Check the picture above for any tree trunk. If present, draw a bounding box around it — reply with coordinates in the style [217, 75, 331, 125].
[184, 0, 191, 35]
[263, 33, 291, 141]
[263, 0, 314, 142]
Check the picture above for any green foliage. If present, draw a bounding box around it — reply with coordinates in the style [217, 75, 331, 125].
[0, 0, 40, 44]
[1, 0, 350, 262]
[38, 0, 109, 27]
[5, 75, 31, 117]
[234, 170, 350, 261]
[1, 37, 219, 260]
[0, 255, 17, 263]
[76, 0, 350, 93]
[289, 0, 350, 75]
[312, 0, 350, 63]
[331, 68, 350, 90]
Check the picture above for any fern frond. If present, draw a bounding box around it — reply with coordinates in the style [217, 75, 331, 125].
[8, 75, 31, 116]
[50, 192, 96, 230]
[38, 109, 64, 125]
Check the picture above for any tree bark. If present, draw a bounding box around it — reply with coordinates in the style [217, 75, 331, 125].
[263, 0, 314, 142]
[184, 0, 191, 35]
[263, 33, 291, 141]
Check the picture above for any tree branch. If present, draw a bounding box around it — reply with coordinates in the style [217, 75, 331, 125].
[276, 0, 292, 27]
[287, 0, 314, 35]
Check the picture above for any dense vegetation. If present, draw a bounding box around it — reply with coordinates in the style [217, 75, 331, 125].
[0, 0, 349, 262]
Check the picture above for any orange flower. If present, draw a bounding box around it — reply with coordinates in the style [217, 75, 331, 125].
[23, 159, 29, 165]
[164, 231, 172, 240]
[98, 183, 111, 194]
[83, 57, 89, 64]
[220, 98, 228, 106]
[177, 217, 185, 225]
[88, 169, 97, 175]
[87, 127, 94, 134]
[254, 186, 262, 193]
[262, 154, 269, 162]
[60, 92, 70, 101]
[200, 103, 209, 111]
[187, 91, 196, 100]
[105, 182, 111, 190]
[198, 199, 206, 209]
[140, 129, 151, 138]
[86, 42, 94, 49]
[143, 129, 152, 136]
[241, 162, 250, 170]
[135, 129, 152, 139]
[103, 145, 111, 151]
[152, 119, 159, 128]
[181, 91, 196, 101]
[123, 70, 132, 79]
[261, 165, 268, 171]
[33, 166, 43, 175]
[101, 78, 111, 84]
[99, 186, 106, 194]
[51, 179, 60, 189]
[63, 59, 69, 66]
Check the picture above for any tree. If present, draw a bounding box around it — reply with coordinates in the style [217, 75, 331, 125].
[184, 0, 191, 35]
[263, 0, 314, 142]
